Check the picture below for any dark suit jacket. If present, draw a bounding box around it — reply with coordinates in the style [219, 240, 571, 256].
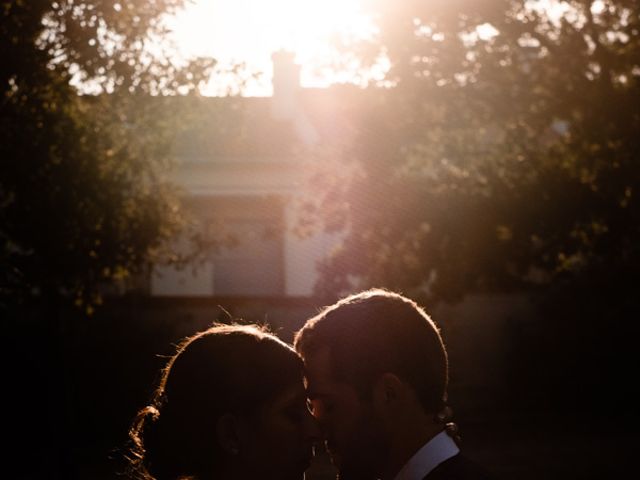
[425, 453, 492, 480]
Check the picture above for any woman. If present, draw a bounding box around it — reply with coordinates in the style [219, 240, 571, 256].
[128, 323, 319, 480]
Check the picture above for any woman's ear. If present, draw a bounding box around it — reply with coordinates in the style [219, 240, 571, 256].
[216, 413, 241, 455]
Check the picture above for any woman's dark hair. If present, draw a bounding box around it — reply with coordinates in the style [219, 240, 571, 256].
[127, 324, 303, 480]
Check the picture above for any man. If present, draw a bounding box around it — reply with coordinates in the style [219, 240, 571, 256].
[294, 289, 490, 480]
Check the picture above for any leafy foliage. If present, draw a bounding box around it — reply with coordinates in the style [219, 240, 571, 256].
[308, 0, 640, 302]
[1, 1, 215, 309]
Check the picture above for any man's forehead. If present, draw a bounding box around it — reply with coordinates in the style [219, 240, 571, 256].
[302, 347, 333, 376]
[302, 348, 340, 397]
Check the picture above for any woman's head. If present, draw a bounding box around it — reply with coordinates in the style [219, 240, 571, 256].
[129, 324, 318, 480]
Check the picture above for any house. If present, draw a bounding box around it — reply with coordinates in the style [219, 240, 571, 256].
[150, 52, 351, 298]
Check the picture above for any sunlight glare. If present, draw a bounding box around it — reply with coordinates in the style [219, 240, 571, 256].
[167, 0, 375, 95]
[526, 0, 574, 23]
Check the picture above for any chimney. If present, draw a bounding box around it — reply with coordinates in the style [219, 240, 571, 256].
[271, 50, 300, 120]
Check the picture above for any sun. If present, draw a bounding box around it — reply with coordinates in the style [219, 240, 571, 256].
[166, 0, 375, 95]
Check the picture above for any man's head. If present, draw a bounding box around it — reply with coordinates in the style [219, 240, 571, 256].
[294, 289, 449, 479]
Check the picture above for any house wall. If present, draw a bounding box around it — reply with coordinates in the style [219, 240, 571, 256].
[151, 53, 337, 298]
[151, 153, 339, 297]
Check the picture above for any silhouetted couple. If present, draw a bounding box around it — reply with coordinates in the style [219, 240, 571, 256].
[128, 289, 491, 480]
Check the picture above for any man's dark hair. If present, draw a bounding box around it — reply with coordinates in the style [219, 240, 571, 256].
[294, 288, 448, 413]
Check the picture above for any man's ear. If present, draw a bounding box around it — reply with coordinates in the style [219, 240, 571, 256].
[216, 413, 242, 455]
[372, 373, 405, 410]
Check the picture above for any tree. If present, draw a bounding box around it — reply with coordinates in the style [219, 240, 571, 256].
[1, 1, 214, 311]
[306, 0, 640, 304]
[295, 0, 640, 419]
[1, 3, 219, 477]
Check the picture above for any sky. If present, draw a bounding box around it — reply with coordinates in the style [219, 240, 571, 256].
[165, 0, 377, 96]
[164, 0, 588, 96]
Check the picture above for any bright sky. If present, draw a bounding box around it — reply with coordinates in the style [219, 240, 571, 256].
[166, 0, 377, 96]
[166, 0, 591, 96]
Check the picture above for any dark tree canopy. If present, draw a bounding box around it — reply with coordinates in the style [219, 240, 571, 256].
[308, 0, 640, 303]
[1, 1, 214, 310]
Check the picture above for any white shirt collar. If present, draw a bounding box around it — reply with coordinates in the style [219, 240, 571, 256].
[392, 430, 460, 480]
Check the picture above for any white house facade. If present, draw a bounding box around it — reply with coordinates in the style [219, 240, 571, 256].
[151, 52, 342, 298]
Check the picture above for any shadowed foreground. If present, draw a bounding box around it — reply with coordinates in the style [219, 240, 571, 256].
[5, 295, 637, 479]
